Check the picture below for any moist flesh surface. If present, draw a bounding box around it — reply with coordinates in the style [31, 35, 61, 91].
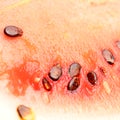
[0, 0, 120, 120]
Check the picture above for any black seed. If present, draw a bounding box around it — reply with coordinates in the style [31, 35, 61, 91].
[49, 64, 62, 81]
[69, 62, 81, 78]
[4, 25, 23, 37]
[87, 71, 97, 85]
[42, 78, 52, 91]
[102, 49, 115, 65]
[17, 105, 34, 120]
[116, 41, 120, 48]
[67, 77, 80, 91]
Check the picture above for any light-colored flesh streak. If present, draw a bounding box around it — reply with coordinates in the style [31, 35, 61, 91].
[0, 0, 120, 120]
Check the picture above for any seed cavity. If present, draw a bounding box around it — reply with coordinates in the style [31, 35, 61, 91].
[4, 25, 23, 37]
[69, 62, 81, 78]
[99, 67, 106, 76]
[30, 71, 41, 90]
[103, 81, 111, 94]
[87, 71, 97, 85]
[67, 77, 80, 91]
[49, 64, 62, 81]
[102, 49, 115, 65]
[17, 105, 35, 120]
[42, 78, 52, 91]
[41, 92, 50, 104]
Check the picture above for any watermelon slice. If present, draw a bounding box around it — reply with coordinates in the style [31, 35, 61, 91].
[0, 0, 120, 119]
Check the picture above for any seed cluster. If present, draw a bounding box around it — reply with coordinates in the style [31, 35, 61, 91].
[4, 25, 118, 118]
[3, 25, 109, 93]
[3, 25, 118, 94]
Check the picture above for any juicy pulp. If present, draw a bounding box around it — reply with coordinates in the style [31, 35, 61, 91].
[0, 0, 120, 120]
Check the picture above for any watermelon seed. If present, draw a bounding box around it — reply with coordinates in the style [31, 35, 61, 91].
[116, 41, 120, 48]
[48, 64, 62, 81]
[17, 104, 35, 120]
[42, 78, 52, 91]
[87, 71, 97, 85]
[102, 49, 115, 65]
[4, 25, 23, 37]
[67, 77, 80, 91]
[69, 62, 81, 78]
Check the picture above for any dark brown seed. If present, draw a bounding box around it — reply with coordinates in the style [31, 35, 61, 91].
[42, 78, 52, 91]
[49, 64, 62, 81]
[102, 49, 115, 65]
[69, 63, 81, 78]
[116, 41, 120, 48]
[67, 77, 80, 91]
[4, 25, 23, 37]
[87, 71, 97, 85]
[17, 105, 35, 120]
